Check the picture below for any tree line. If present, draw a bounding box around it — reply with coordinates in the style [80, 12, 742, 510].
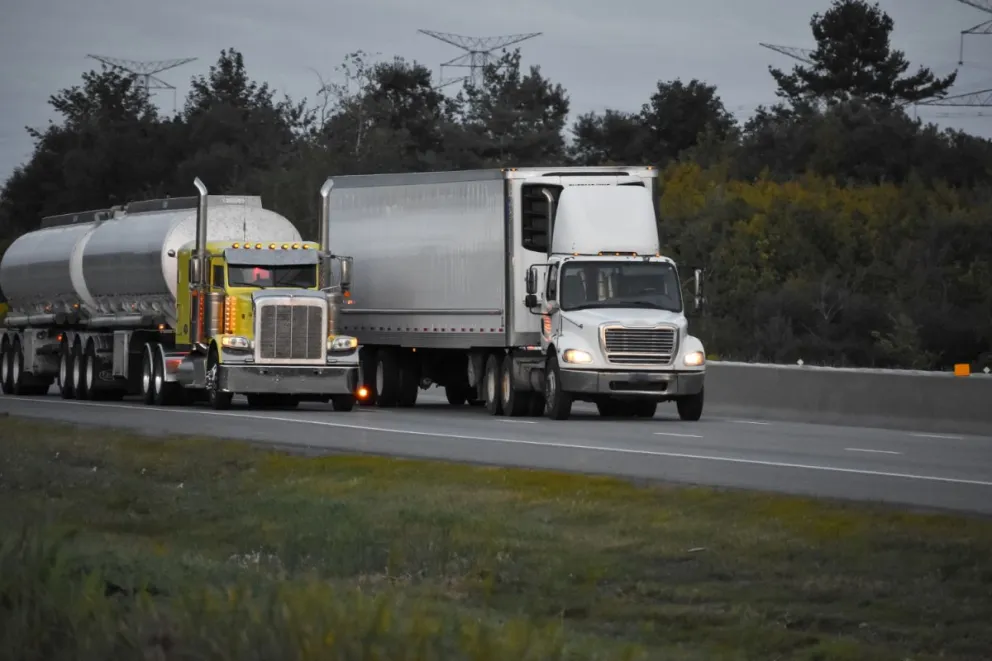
[1, 0, 990, 371]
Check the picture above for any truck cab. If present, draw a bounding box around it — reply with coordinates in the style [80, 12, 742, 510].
[522, 178, 706, 420]
[169, 238, 360, 410]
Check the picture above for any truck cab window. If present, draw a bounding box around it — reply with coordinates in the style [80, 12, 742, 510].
[559, 261, 682, 313]
[212, 264, 225, 289]
[520, 185, 562, 253]
[227, 265, 318, 289]
[546, 264, 559, 300]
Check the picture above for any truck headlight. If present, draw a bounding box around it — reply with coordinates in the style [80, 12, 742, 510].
[562, 348, 593, 364]
[684, 351, 705, 366]
[328, 335, 359, 352]
[221, 335, 251, 350]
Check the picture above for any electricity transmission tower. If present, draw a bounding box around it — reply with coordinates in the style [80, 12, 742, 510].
[418, 30, 542, 89]
[86, 55, 197, 112]
[953, 0, 992, 65]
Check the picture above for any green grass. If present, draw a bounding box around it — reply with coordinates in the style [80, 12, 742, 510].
[1, 417, 991, 660]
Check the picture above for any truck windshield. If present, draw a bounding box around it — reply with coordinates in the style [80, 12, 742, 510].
[228, 265, 317, 289]
[558, 261, 682, 313]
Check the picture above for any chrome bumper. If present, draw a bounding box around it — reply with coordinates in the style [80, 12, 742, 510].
[217, 364, 358, 395]
[559, 368, 704, 399]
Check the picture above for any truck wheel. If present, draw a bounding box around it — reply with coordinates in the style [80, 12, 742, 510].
[483, 354, 503, 416]
[58, 339, 74, 399]
[153, 344, 182, 406]
[0, 338, 12, 395]
[140, 344, 156, 405]
[374, 350, 401, 407]
[543, 353, 572, 421]
[445, 385, 468, 406]
[10, 340, 25, 396]
[676, 388, 704, 422]
[331, 394, 355, 412]
[500, 358, 530, 417]
[205, 347, 233, 410]
[71, 340, 89, 400]
[83, 341, 101, 400]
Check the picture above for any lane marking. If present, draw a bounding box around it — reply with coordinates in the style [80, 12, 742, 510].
[910, 433, 963, 440]
[846, 447, 902, 455]
[728, 419, 771, 425]
[4, 397, 992, 488]
[654, 432, 704, 438]
[497, 419, 538, 424]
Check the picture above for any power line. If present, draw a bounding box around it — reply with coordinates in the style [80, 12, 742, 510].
[758, 43, 813, 64]
[417, 30, 542, 89]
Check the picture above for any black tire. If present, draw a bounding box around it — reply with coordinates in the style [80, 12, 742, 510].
[331, 394, 355, 412]
[676, 387, 704, 422]
[483, 353, 503, 416]
[140, 344, 156, 405]
[83, 341, 101, 400]
[57, 339, 73, 399]
[445, 385, 468, 406]
[205, 347, 233, 410]
[9, 339, 25, 396]
[374, 350, 401, 408]
[0, 338, 12, 395]
[500, 357, 531, 417]
[543, 353, 572, 420]
[152, 344, 183, 406]
[71, 341, 88, 400]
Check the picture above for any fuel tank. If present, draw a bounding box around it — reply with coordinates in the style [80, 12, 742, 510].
[0, 195, 302, 328]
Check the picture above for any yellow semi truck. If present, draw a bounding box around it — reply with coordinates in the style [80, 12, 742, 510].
[0, 178, 361, 410]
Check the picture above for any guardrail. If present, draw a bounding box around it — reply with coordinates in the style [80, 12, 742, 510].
[705, 361, 992, 436]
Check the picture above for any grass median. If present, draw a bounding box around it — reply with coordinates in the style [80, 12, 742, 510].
[1, 416, 990, 660]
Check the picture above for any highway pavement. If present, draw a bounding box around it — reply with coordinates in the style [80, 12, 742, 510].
[2, 387, 991, 515]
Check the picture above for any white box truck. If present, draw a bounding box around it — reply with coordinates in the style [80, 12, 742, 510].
[324, 166, 707, 420]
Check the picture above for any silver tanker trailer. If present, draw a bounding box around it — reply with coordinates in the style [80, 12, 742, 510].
[0, 178, 362, 410]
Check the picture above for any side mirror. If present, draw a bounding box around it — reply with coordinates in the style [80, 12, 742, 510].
[693, 268, 705, 311]
[524, 293, 538, 308]
[340, 256, 353, 291]
[525, 266, 538, 295]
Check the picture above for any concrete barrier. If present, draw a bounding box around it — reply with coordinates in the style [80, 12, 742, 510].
[705, 361, 992, 436]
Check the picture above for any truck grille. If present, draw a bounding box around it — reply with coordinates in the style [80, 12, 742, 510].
[256, 302, 325, 362]
[603, 327, 677, 364]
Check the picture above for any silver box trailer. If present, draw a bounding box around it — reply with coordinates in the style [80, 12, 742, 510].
[327, 166, 707, 420]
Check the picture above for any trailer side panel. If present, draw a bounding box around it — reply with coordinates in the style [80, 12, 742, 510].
[331, 171, 509, 349]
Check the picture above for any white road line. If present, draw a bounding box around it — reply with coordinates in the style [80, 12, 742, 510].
[4, 397, 992, 488]
[910, 433, 963, 440]
[728, 419, 771, 425]
[497, 419, 538, 424]
[654, 432, 704, 438]
[846, 447, 902, 455]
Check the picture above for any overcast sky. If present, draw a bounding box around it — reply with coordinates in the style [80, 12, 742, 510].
[2, 0, 991, 185]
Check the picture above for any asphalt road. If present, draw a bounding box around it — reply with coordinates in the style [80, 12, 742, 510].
[2, 387, 992, 515]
